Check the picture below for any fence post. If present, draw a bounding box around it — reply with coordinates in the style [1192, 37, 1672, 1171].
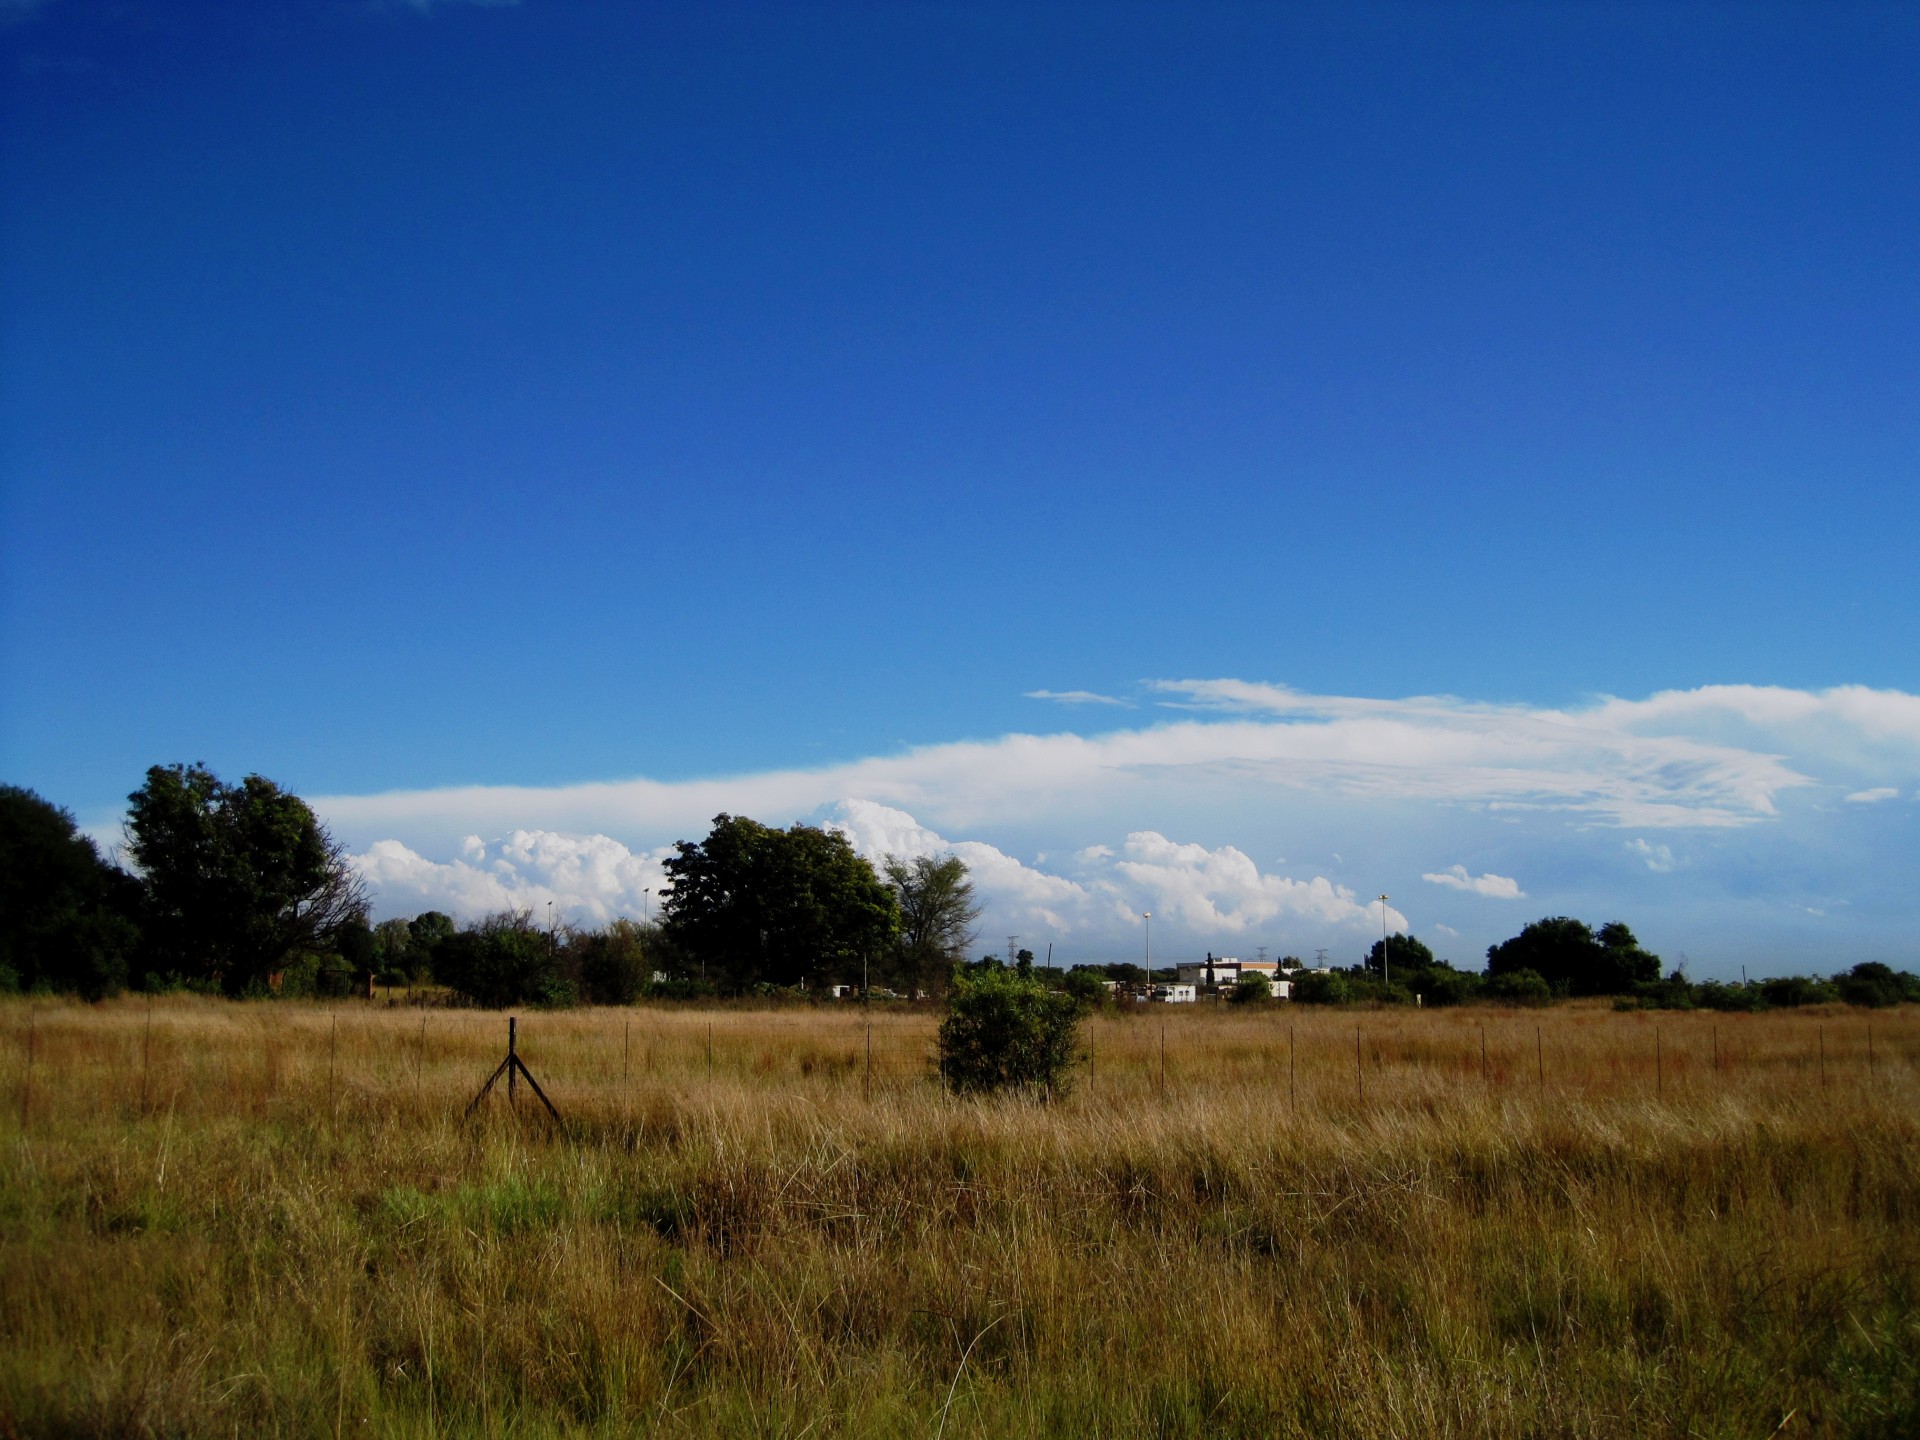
[20, 1006, 34, 1129]
[623, 1021, 630, 1089]
[1819, 1028, 1827, 1090]
[328, 1013, 338, 1119]
[1655, 1027, 1662, 1099]
[142, 998, 153, 1112]
[1536, 1026, 1544, 1088]
[1480, 1024, 1488, 1087]
[1289, 1024, 1295, 1111]
[706, 1022, 713, 1085]
[1159, 1023, 1165, 1096]
[1355, 1028, 1363, 1104]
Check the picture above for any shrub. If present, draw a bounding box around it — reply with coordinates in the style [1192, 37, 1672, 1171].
[1759, 974, 1837, 1008]
[1060, 968, 1111, 1008]
[436, 912, 573, 1008]
[936, 966, 1085, 1096]
[1421, 967, 1481, 1007]
[1229, 973, 1273, 1006]
[1484, 968, 1552, 1007]
[1834, 962, 1915, 1009]
[1292, 971, 1350, 1005]
[1694, 980, 1765, 1012]
[569, 919, 654, 1006]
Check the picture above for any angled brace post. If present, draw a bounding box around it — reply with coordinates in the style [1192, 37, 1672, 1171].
[464, 1016, 564, 1127]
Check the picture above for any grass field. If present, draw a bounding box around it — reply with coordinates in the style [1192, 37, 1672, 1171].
[2, 996, 1917, 1437]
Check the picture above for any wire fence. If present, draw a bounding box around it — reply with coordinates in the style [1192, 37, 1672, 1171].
[6, 998, 1916, 1133]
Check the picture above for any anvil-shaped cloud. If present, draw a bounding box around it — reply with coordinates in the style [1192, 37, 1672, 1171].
[324, 680, 1920, 968]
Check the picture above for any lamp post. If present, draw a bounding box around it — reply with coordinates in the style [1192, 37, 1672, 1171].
[1143, 911, 1152, 1003]
[1378, 894, 1390, 987]
[643, 887, 651, 924]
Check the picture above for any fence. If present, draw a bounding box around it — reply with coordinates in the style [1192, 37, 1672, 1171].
[5, 998, 1915, 1133]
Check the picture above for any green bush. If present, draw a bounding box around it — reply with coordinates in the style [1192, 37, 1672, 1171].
[1759, 974, 1836, 1008]
[1484, 968, 1552, 1007]
[936, 966, 1085, 1096]
[1292, 971, 1350, 1005]
[1834, 962, 1914, 1009]
[1694, 980, 1765, 1012]
[1421, 967, 1481, 1007]
[568, 919, 655, 1005]
[436, 913, 573, 1008]
[1228, 973, 1273, 1006]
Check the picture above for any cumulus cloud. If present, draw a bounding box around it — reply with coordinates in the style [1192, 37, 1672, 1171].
[1108, 831, 1405, 934]
[307, 678, 1920, 961]
[821, 801, 1403, 943]
[1626, 838, 1676, 873]
[1024, 689, 1133, 707]
[1421, 864, 1524, 899]
[1845, 787, 1899, 804]
[350, 830, 671, 924]
[818, 800, 1103, 936]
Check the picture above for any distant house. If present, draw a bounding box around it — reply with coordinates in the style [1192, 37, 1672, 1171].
[1149, 983, 1197, 1003]
[1171, 953, 1293, 1000]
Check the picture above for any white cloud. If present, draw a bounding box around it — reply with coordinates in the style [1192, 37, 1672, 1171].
[349, 830, 672, 925]
[1845, 787, 1899, 804]
[1432, 923, 1460, 938]
[1109, 831, 1405, 934]
[1421, 864, 1524, 899]
[1024, 689, 1133, 707]
[317, 678, 1905, 850]
[1626, 838, 1676, 873]
[817, 799, 1102, 937]
[305, 679, 1920, 963]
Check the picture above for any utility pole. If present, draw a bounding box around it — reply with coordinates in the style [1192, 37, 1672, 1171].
[1378, 895, 1390, 986]
[1143, 912, 1152, 1002]
[1007, 935, 1020, 966]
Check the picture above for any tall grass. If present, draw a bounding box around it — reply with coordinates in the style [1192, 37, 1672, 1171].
[3, 997, 1916, 1436]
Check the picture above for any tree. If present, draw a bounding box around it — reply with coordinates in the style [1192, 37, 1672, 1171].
[1485, 916, 1659, 997]
[1366, 933, 1435, 980]
[568, 918, 657, 1005]
[125, 764, 366, 995]
[936, 965, 1085, 1096]
[0, 785, 142, 998]
[1293, 971, 1351, 1005]
[435, 911, 571, 1008]
[884, 853, 979, 995]
[1229, 972, 1274, 1005]
[661, 814, 899, 991]
[1834, 962, 1916, 1008]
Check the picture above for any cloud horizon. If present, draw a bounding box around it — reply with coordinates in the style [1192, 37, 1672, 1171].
[318, 679, 1920, 974]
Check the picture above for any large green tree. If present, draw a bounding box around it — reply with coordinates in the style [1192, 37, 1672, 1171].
[883, 853, 979, 994]
[125, 764, 366, 994]
[1485, 916, 1659, 997]
[0, 785, 142, 998]
[660, 814, 898, 990]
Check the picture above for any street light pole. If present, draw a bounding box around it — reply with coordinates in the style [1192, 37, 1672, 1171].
[1378, 894, 1390, 987]
[1143, 911, 1152, 1003]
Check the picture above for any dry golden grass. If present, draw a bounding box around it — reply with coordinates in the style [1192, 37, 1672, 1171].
[3, 996, 1917, 1437]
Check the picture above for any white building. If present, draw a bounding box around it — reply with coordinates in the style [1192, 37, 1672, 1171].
[1149, 983, 1197, 1003]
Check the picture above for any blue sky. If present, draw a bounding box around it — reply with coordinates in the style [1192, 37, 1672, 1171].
[3, 1, 1917, 974]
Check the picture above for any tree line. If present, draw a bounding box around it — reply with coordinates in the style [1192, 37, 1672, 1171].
[0, 776, 983, 1005]
[3, 770, 1914, 1011]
